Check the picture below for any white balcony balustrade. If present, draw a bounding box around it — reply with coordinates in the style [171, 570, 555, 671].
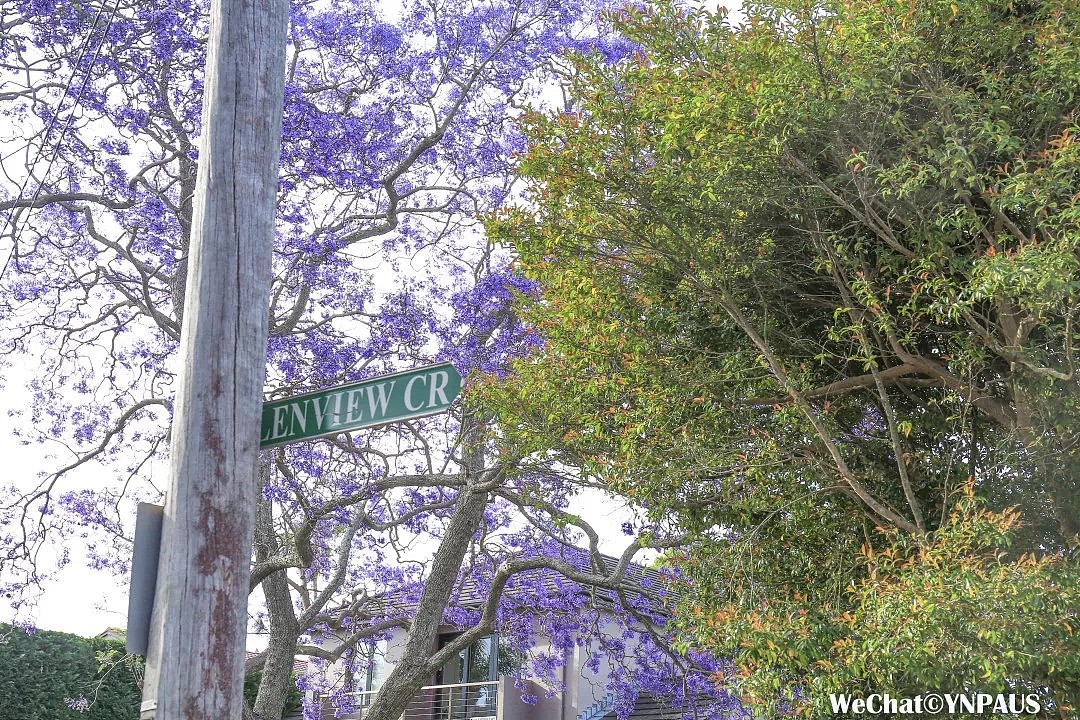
[338, 680, 500, 720]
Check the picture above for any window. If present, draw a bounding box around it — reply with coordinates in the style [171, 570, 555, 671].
[434, 634, 514, 720]
[364, 639, 393, 692]
[436, 634, 519, 683]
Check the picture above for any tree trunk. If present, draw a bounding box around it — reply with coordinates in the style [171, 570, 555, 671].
[253, 571, 302, 720]
[253, 490, 303, 720]
[361, 488, 490, 720]
[362, 415, 491, 720]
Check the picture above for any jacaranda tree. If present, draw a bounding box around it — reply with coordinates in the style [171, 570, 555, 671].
[0, 0, 720, 718]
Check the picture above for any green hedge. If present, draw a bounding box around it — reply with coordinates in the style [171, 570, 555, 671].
[0, 625, 141, 720]
[0, 624, 303, 719]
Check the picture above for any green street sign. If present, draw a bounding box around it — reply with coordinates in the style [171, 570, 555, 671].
[260, 363, 461, 448]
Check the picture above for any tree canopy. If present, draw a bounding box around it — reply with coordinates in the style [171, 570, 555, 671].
[0, 0, 729, 717]
[485, 0, 1080, 715]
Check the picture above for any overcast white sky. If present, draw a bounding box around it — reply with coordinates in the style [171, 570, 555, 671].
[0, 374, 133, 635]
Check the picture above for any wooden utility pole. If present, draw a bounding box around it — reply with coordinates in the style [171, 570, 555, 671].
[140, 0, 287, 715]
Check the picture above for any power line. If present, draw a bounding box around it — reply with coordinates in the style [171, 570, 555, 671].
[0, 0, 125, 281]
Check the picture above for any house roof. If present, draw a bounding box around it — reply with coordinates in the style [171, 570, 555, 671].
[96, 627, 127, 642]
[450, 548, 674, 617]
[246, 651, 309, 675]
[318, 547, 677, 640]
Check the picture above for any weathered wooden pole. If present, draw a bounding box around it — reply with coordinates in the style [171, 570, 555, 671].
[139, 0, 288, 715]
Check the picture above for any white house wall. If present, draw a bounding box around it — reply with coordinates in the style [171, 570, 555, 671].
[569, 613, 646, 717]
[315, 609, 650, 720]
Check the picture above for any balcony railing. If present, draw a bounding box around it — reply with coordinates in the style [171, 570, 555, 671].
[339, 680, 500, 720]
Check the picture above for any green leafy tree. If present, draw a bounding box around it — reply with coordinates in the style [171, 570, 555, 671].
[483, 0, 1080, 716]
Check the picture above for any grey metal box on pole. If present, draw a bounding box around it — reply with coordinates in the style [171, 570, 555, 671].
[126, 502, 164, 656]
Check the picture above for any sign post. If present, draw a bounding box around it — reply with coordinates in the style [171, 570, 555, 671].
[260, 362, 462, 448]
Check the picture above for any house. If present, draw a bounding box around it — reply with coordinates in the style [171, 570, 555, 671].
[315, 553, 691, 720]
[96, 627, 128, 643]
[246, 650, 310, 676]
